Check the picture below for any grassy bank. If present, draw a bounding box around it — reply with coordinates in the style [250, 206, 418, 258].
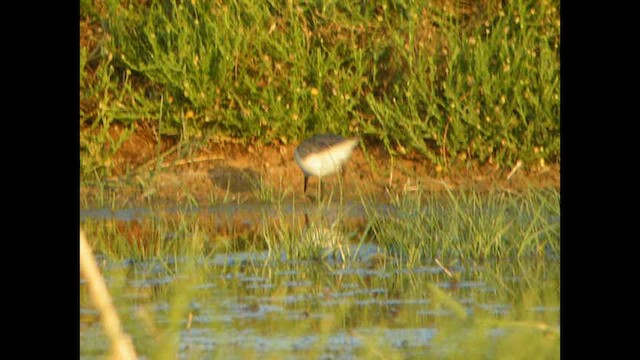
[80, 0, 559, 180]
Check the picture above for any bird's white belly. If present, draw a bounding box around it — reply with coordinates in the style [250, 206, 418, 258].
[295, 149, 350, 177]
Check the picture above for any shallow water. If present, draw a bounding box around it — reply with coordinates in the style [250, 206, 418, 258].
[81, 193, 559, 358]
[80, 251, 559, 359]
[79, 202, 388, 232]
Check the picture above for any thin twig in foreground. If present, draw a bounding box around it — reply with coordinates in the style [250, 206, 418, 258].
[80, 229, 138, 360]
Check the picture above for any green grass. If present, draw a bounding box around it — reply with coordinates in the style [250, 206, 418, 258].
[82, 187, 559, 263]
[256, 187, 560, 264]
[81, 211, 262, 262]
[80, 0, 559, 180]
[364, 187, 560, 262]
[251, 174, 291, 203]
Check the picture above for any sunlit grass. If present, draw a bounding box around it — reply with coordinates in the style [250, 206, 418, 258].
[362, 187, 559, 262]
[81, 0, 560, 180]
[82, 186, 559, 263]
[82, 211, 261, 262]
[256, 187, 560, 265]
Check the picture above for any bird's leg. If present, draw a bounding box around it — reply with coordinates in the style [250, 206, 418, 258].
[338, 166, 345, 204]
[303, 175, 309, 194]
[304, 211, 310, 228]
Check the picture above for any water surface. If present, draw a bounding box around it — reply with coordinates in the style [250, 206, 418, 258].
[80, 252, 559, 359]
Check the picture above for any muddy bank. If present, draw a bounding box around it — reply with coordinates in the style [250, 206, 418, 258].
[80, 127, 559, 208]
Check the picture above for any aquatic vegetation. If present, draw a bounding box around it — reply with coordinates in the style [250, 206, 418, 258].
[80, 251, 559, 359]
[365, 187, 560, 262]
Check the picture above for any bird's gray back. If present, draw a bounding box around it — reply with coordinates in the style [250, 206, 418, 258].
[295, 134, 346, 158]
